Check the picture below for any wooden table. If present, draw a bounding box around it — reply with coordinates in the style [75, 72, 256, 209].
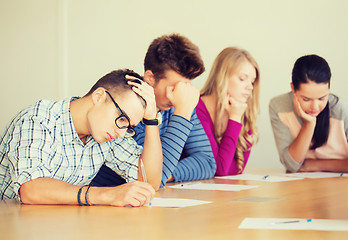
[1, 168, 347, 240]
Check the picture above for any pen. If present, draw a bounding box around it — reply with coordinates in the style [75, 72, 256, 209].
[140, 159, 153, 207]
[140, 159, 147, 183]
[273, 219, 312, 224]
[273, 220, 300, 224]
[180, 181, 201, 187]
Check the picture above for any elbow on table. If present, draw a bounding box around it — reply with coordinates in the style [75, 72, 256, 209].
[281, 150, 302, 173]
[19, 182, 37, 204]
[215, 169, 227, 177]
[215, 168, 235, 177]
[206, 169, 215, 179]
[205, 160, 217, 179]
[151, 182, 161, 192]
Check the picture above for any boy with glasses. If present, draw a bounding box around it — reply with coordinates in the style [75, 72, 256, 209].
[0, 69, 162, 207]
[92, 33, 216, 187]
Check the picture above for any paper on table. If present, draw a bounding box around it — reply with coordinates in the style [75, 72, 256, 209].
[239, 218, 348, 231]
[168, 182, 258, 191]
[283, 172, 347, 179]
[144, 197, 212, 208]
[216, 173, 303, 182]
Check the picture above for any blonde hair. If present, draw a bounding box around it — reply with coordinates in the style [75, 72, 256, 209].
[201, 47, 260, 172]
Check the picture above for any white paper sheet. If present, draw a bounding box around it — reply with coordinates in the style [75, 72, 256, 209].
[168, 182, 258, 191]
[283, 172, 347, 179]
[239, 218, 348, 231]
[144, 197, 212, 207]
[216, 173, 303, 182]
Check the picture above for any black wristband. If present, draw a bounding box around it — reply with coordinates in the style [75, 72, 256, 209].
[85, 185, 91, 206]
[143, 118, 159, 125]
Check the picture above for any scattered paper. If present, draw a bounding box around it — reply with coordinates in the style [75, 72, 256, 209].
[168, 182, 258, 191]
[144, 197, 212, 208]
[283, 172, 347, 179]
[239, 218, 348, 231]
[216, 173, 303, 182]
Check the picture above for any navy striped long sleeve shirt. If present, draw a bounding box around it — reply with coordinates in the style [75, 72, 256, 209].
[134, 109, 216, 186]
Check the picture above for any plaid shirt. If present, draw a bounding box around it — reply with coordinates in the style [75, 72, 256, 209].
[0, 97, 142, 201]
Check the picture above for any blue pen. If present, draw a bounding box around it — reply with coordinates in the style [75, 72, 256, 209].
[273, 219, 312, 224]
[274, 220, 300, 224]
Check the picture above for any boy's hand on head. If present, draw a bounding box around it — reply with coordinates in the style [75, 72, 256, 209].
[128, 80, 157, 120]
[167, 82, 199, 120]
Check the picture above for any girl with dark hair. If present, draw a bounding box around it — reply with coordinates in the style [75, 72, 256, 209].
[269, 54, 348, 173]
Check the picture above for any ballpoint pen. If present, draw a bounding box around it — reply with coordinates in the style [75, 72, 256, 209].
[140, 159, 153, 207]
[273, 219, 312, 224]
[273, 220, 300, 224]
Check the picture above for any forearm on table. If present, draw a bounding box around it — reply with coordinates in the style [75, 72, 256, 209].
[20, 177, 156, 207]
[299, 159, 348, 172]
[20, 178, 122, 206]
[172, 152, 216, 182]
[20, 177, 86, 205]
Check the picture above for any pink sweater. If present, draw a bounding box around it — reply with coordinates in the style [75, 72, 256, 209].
[196, 97, 251, 176]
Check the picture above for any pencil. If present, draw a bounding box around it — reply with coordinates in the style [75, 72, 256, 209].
[140, 159, 147, 183]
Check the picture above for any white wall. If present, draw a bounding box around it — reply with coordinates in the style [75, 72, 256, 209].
[1, 0, 347, 169]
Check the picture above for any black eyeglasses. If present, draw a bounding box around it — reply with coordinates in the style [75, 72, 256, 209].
[105, 91, 136, 137]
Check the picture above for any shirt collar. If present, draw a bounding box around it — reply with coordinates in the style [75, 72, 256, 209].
[61, 97, 82, 145]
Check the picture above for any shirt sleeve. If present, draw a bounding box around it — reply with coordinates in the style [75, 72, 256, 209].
[337, 98, 348, 141]
[169, 111, 216, 184]
[105, 137, 142, 183]
[269, 97, 302, 172]
[6, 117, 54, 201]
[196, 100, 249, 176]
[216, 120, 245, 175]
[132, 110, 216, 187]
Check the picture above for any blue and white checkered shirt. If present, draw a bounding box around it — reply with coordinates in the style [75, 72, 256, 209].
[0, 97, 142, 201]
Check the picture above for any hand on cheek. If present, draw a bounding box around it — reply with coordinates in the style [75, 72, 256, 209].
[226, 95, 247, 122]
[293, 94, 316, 123]
[168, 82, 199, 120]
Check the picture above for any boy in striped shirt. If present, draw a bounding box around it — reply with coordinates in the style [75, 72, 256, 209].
[92, 33, 216, 187]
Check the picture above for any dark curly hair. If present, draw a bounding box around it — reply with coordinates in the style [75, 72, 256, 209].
[85, 69, 145, 107]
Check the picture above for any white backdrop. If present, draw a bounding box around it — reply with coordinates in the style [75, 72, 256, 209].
[1, 0, 347, 169]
